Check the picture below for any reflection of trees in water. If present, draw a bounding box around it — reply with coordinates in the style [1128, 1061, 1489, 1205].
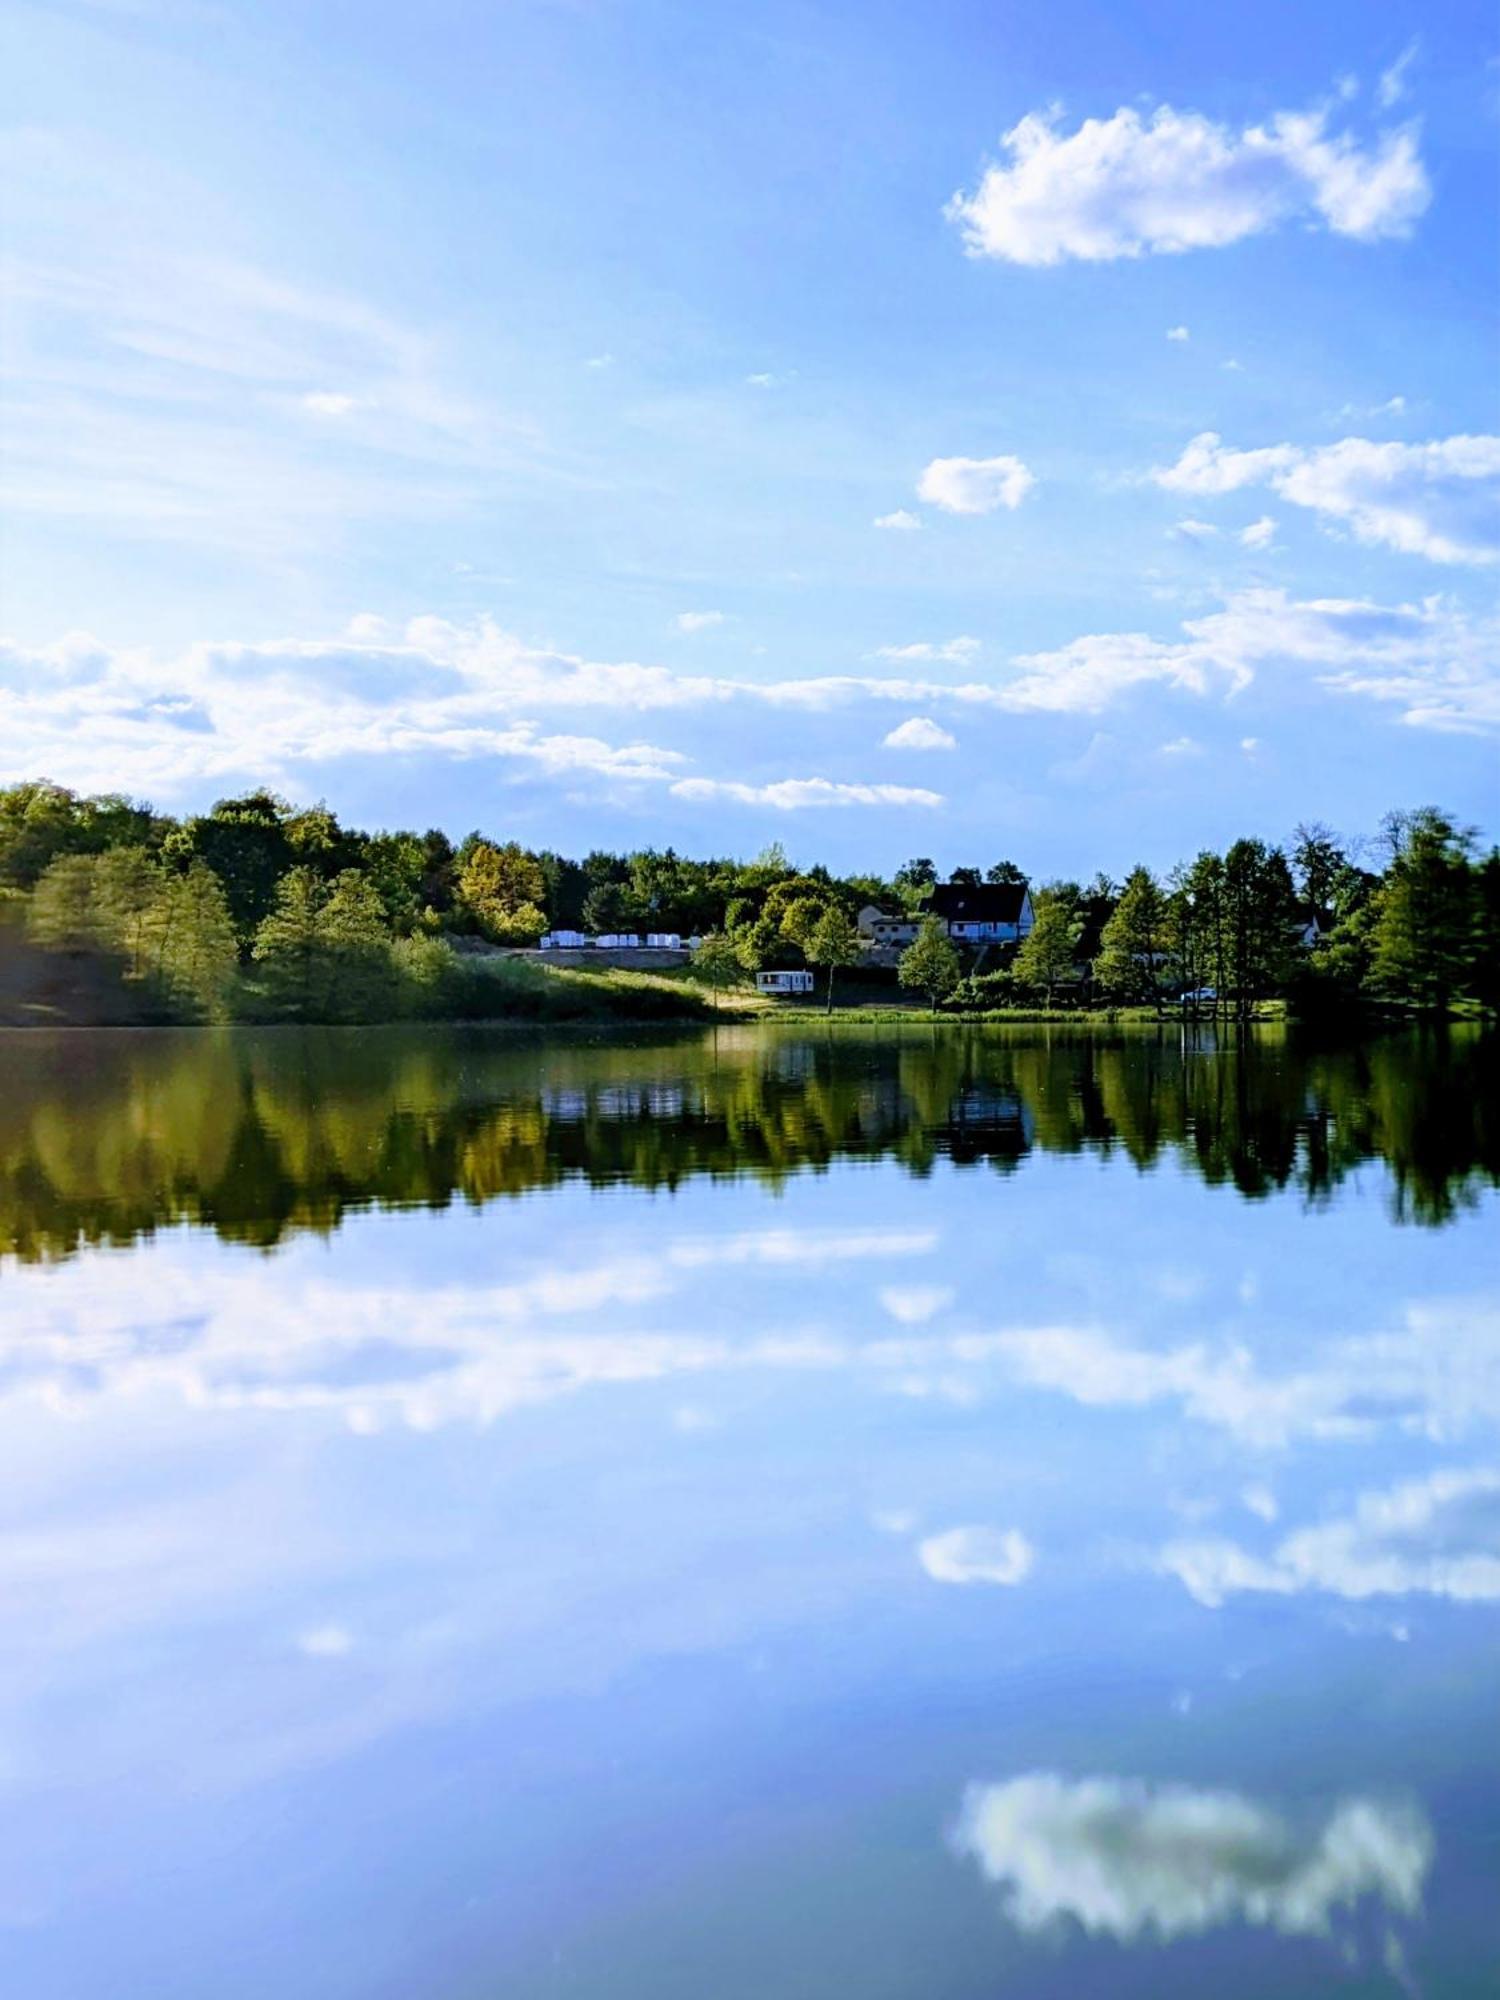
[0, 1024, 1493, 1259]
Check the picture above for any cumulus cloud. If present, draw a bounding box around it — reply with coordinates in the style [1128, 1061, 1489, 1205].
[1240, 515, 1278, 549]
[918, 1525, 1034, 1585]
[953, 1773, 1433, 1945]
[1166, 325, 1190, 341]
[669, 776, 943, 811]
[946, 101, 1429, 265]
[918, 455, 1035, 515]
[674, 610, 725, 633]
[1173, 518, 1218, 541]
[874, 509, 922, 531]
[1156, 431, 1500, 565]
[1164, 1467, 1500, 1609]
[883, 716, 958, 752]
[3, 582, 1492, 805]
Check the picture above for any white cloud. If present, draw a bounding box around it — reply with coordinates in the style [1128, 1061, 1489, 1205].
[3, 581, 1492, 805]
[1166, 325, 1190, 341]
[1240, 515, 1277, 549]
[297, 1623, 353, 1657]
[585, 353, 613, 369]
[883, 716, 958, 752]
[1242, 1484, 1279, 1523]
[953, 1773, 1432, 1944]
[1157, 736, 1203, 757]
[918, 455, 1035, 515]
[300, 391, 359, 417]
[879, 1285, 956, 1324]
[947, 101, 1429, 265]
[670, 776, 943, 811]
[674, 610, 725, 633]
[1173, 518, 1218, 540]
[1155, 431, 1500, 564]
[1379, 42, 1420, 111]
[874, 509, 922, 531]
[1164, 1467, 1500, 1609]
[874, 637, 981, 664]
[918, 1525, 1034, 1585]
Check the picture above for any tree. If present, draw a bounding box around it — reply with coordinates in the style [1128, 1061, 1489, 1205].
[894, 857, 937, 908]
[26, 854, 103, 952]
[985, 860, 1025, 885]
[148, 862, 239, 1017]
[690, 931, 746, 1010]
[949, 865, 983, 887]
[1291, 821, 1345, 914]
[899, 917, 960, 1013]
[458, 840, 547, 942]
[1221, 839, 1298, 1018]
[779, 895, 827, 960]
[807, 905, 861, 1014]
[1471, 850, 1500, 1014]
[1015, 889, 1081, 1007]
[180, 791, 293, 942]
[1371, 809, 1475, 1011]
[251, 867, 328, 1017]
[1093, 865, 1165, 1004]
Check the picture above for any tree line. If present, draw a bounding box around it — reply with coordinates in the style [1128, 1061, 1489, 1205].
[1, 780, 1495, 1022]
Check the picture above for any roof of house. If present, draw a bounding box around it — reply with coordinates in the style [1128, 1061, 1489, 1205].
[924, 882, 1030, 924]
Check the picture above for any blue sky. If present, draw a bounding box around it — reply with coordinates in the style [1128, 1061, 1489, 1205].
[2, 0, 1496, 875]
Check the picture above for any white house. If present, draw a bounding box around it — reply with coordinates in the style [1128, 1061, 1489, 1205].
[858, 881, 1035, 957]
[756, 969, 815, 996]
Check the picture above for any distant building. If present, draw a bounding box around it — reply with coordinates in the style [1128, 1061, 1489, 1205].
[923, 881, 1034, 944]
[857, 881, 1035, 960]
[756, 969, 815, 996]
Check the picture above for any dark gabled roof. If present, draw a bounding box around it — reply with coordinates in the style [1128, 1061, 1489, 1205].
[924, 881, 1030, 924]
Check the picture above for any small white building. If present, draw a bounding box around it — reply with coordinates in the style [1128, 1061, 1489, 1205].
[594, 932, 643, 949]
[645, 932, 683, 950]
[756, 969, 815, 996]
[540, 929, 588, 949]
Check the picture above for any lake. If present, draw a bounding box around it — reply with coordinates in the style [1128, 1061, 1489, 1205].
[1, 1023, 1497, 1997]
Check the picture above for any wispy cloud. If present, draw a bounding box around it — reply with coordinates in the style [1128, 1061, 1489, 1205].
[1155, 432, 1500, 565]
[883, 717, 957, 752]
[669, 776, 943, 811]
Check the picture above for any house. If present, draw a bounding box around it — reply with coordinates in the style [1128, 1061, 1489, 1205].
[540, 929, 588, 949]
[858, 881, 1036, 960]
[923, 881, 1035, 943]
[756, 969, 815, 996]
[858, 905, 921, 950]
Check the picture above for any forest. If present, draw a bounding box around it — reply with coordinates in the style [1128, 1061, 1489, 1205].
[0, 778, 1495, 1024]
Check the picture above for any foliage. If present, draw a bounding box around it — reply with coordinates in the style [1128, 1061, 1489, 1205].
[457, 840, 548, 942]
[899, 916, 961, 1011]
[1093, 865, 1166, 1003]
[807, 904, 862, 1012]
[1015, 887, 1082, 1004]
[689, 931, 748, 1008]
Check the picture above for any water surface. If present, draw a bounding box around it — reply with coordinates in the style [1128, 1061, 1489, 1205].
[1, 1024, 1497, 1996]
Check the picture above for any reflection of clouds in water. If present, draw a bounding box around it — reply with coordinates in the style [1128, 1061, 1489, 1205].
[954, 1772, 1433, 1947]
[919, 1525, 1033, 1585]
[1164, 1467, 1500, 1607]
[981, 1297, 1500, 1447]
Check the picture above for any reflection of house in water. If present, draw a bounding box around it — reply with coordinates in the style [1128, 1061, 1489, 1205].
[938, 1083, 1034, 1167]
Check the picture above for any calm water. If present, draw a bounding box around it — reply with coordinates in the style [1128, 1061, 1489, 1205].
[1, 1023, 1497, 1997]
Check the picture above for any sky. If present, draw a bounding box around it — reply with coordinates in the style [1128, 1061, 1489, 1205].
[1, 0, 1496, 877]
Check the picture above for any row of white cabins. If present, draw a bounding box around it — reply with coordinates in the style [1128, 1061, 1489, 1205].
[539, 881, 1038, 997]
